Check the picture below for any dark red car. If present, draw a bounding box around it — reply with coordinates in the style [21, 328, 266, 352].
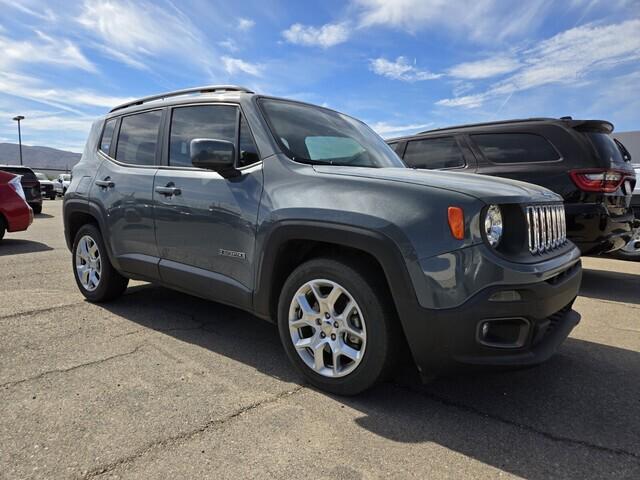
[0, 170, 33, 241]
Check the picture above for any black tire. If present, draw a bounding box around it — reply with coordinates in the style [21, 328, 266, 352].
[0, 216, 5, 242]
[49, 194, 56, 200]
[277, 257, 400, 395]
[72, 224, 129, 302]
[32, 204, 42, 215]
[610, 249, 640, 261]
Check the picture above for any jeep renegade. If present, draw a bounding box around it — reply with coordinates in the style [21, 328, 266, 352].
[64, 86, 582, 395]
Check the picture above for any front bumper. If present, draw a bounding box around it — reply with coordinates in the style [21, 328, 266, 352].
[401, 258, 582, 379]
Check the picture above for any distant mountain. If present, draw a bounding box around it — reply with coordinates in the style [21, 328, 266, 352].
[0, 143, 81, 171]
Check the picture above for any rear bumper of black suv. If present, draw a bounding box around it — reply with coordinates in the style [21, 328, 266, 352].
[566, 203, 634, 255]
[402, 259, 582, 379]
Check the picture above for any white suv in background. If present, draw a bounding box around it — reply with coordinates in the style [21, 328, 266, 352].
[54, 174, 71, 197]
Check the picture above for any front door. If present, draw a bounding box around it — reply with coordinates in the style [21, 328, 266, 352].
[153, 104, 263, 308]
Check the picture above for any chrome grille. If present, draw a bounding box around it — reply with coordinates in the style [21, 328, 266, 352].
[526, 204, 567, 254]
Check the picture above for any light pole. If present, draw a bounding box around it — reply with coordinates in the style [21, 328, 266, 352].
[12, 115, 25, 166]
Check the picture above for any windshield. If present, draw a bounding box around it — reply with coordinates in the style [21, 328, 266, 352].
[62, 174, 71, 181]
[35, 173, 48, 180]
[587, 133, 627, 166]
[260, 99, 404, 168]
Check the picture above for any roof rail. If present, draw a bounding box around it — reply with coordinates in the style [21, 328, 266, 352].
[109, 85, 255, 113]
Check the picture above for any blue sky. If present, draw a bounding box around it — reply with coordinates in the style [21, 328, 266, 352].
[0, 0, 639, 152]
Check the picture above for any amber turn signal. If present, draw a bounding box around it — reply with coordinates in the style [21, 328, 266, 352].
[447, 207, 464, 240]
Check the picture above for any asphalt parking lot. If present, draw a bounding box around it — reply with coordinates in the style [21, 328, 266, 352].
[1, 200, 638, 479]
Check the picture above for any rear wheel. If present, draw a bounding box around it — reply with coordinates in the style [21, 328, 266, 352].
[277, 257, 399, 395]
[72, 224, 128, 302]
[611, 231, 640, 261]
[32, 204, 42, 215]
[0, 216, 5, 241]
[49, 193, 56, 200]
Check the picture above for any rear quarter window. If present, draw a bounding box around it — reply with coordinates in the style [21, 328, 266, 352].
[587, 133, 627, 166]
[472, 133, 560, 164]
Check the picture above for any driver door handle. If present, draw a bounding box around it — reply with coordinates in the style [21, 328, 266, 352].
[95, 178, 115, 188]
[155, 185, 181, 196]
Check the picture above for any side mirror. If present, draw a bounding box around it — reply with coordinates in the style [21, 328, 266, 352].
[190, 138, 236, 172]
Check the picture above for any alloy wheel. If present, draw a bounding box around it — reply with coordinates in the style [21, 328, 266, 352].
[288, 279, 367, 378]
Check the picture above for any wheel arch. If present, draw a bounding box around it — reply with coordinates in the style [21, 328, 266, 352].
[253, 221, 421, 329]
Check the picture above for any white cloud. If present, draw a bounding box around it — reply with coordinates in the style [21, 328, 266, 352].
[0, 31, 95, 72]
[0, 0, 57, 22]
[0, 72, 133, 112]
[448, 56, 521, 79]
[438, 19, 640, 108]
[282, 22, 350, 48]
[354, 0, 551, 42]
[370, 56, 441, 82]
[370, 121, 434, 137]
[76, 0, 215, 71]
[218, 39, 238, 52]
[221, 56, 262, 77]
[238, 18, 255, 31]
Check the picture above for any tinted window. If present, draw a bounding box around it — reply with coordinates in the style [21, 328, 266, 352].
[403, 137, 465, 169]
[260, 99, 404, 168]
[170, 105, 237, 167]
[238, 114, 259, 167]
[472, 133, 560, 163]
[115, 110, 162, 166]
[100, 118, 117, 154]
[587, 133, 626, 166]
[0, 166, 36, 179]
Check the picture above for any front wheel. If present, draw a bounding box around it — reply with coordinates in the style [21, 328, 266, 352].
[277, 257, 399, 395]
[72, 224, 128, 302]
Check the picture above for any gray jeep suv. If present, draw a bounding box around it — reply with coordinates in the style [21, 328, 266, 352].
[64, 85, 582, 394]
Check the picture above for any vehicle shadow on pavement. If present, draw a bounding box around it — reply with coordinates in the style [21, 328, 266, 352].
[34, 212, 54, 219]
[580, 268, 640, 305]
[97, 284, 640, 480]
[0, 239, 53, 256]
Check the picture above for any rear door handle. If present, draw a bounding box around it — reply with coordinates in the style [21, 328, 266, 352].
[155, 186, 181, 196]
[95, 178, 115, 188]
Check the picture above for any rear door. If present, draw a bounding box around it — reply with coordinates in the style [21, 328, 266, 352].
[91, 110, 163, 280]
[401, 135, 476, 172]
[153, 103, 263, 309]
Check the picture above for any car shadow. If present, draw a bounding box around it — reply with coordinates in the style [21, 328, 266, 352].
[0, 239, 53, 256]
[580, 268, 640, 305]
[95, 284, 640, 479]
[34, 212, 54, 219]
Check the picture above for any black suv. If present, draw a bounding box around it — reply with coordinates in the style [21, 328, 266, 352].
[64, 86, 582, 394]
[0, 165, 43, 214]
[388, 118, 637, 255]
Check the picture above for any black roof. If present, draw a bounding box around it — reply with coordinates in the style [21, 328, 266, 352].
[386, 117, 614, 142]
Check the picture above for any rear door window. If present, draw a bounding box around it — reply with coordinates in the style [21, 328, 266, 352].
[403, 137, 465, 169]
[169, 105, 237, 168]
[471, 133, 560, 163]
[115, 110, 162, 166]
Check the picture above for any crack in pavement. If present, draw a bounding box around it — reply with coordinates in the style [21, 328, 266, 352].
[0, 345, 146, 390]
[80, 386, 305, 479]
[397, 383, 640, 460]
[0, 302, 84, 322]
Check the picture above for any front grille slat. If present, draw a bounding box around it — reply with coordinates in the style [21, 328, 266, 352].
[526, 204, 567, 255]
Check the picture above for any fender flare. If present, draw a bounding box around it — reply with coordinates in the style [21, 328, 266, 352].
[252, 220, 422, 324]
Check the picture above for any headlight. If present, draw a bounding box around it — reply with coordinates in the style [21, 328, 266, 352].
[484, 205, 503, 247]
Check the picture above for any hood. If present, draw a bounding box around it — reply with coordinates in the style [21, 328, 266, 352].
[312, 166, 562, 204]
